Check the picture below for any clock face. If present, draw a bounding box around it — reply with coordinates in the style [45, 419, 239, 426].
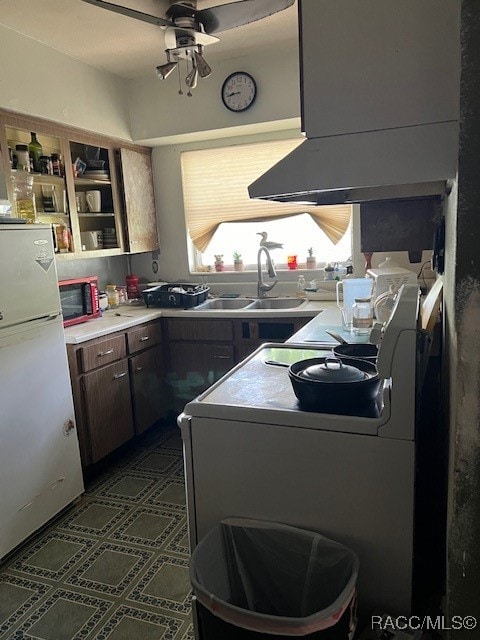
[221, 72, 257, 112]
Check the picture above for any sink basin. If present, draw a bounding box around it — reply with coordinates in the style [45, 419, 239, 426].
[246, 298, 306, 310]
[193, 298, 255, 310]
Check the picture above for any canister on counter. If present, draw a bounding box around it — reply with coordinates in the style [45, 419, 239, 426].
[105, 284, 119, 308]
[126, 274, 140, 299]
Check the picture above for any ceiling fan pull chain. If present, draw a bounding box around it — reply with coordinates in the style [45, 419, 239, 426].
[177, 60, 183, 95]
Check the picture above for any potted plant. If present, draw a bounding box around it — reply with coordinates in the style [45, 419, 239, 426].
[233, 250, 244, 271]
[306, 247, 317, 269]
[214, 254, 224, 272]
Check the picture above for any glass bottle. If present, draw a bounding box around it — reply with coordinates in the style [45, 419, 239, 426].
[352, 297, 373, 335]
[28, 132, 43, 173]
[296, 275, 306, 298]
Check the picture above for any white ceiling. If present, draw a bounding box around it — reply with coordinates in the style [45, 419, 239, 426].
[0, 0, 298, 78]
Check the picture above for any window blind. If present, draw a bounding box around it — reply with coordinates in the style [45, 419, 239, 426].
[181, 138, 352, 253]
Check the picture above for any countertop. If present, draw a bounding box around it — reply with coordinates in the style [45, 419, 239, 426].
[287, 307, 370, 345]
[63, 299, 338, 344]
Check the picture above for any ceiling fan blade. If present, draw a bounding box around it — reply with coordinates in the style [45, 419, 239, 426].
[80, 0, 174, 28]
[198, 0, 295, 34]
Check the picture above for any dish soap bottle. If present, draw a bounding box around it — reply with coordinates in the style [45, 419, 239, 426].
[296, 275, 306, 298]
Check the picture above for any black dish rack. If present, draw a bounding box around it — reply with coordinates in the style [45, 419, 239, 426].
[143, 283, 210, 309]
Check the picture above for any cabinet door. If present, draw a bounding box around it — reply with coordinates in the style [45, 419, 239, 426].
[300, 0, 459, 138]
[168, 342, 235, 409]
[69, 139, 124, 257]
[82, 360, 134, 463]
[118, 148, 159, 253]
[130, 345, 168, 435]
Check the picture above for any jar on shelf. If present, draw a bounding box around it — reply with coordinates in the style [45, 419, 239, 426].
[15, 144, 30, 172]
[51, 153, 62, 177]
[39, 155, 53, 175]
[352, 297, 374, 335]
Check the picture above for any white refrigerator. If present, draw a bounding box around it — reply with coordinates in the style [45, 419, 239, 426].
[0, 224, 84, 560]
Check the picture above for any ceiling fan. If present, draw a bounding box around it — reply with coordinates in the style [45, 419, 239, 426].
[80, 0, 295, 94]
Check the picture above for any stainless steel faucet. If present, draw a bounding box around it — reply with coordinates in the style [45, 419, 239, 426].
[257, 246, 278, 298]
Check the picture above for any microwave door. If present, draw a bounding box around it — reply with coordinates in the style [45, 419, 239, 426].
[59, 286, 86, 323]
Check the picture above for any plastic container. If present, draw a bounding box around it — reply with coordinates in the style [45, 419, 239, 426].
[352, 297, 373, 335]
[117, 285, 127, 305]
[11, 170, 36, 223]
[143, 283, 209, 309]
[191, 518, 358, 639]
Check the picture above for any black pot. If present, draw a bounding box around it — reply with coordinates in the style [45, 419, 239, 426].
[333, 343, 378, 363]
[288, 356, 381, 414]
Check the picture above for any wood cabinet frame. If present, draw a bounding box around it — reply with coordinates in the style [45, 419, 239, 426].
[0, 107, 159, 257]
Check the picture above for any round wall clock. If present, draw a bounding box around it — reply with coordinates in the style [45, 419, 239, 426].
[221, 72, 257, 112]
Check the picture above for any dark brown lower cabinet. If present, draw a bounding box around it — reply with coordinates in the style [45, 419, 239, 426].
[130, 344, 168, 435]
[168, 342, 235, 411]
[67, 319, 167, 467]
[164, 316, 311, 411]
[82, 359, 134, 464]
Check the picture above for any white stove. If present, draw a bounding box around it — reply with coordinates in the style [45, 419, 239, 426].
[179, 285, 421, 617]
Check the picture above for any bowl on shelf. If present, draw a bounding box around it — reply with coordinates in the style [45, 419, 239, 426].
[87, 159, 105, 170]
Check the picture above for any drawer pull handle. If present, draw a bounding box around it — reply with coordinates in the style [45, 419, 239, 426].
[113, 372, 127, 380]
[214, 355, 231, 360]
[98, 348, 114, 357]
[135, 366, 143, 372]
[139, 336, 150, 342]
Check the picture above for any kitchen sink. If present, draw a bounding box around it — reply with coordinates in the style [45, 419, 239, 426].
[193, 298, 255, 310]
[246, 298, 306, 309]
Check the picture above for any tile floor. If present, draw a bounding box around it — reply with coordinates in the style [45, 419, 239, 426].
[0, 422, 194, 640]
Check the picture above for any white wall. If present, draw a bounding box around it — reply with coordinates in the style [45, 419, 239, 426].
[127, 44, 301, 144]
[0, 25, 131, 140]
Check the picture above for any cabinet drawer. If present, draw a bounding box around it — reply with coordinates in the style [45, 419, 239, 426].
[167, 319, 233, 341]
[127, 322, 162, 354]
[80, 334, 126, 372]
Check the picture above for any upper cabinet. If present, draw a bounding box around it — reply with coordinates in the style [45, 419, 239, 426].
[299, 0, 460, 138]
[0, 109, 159, 259]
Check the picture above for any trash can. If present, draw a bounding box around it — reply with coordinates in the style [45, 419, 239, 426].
[190, 518, 359, 639]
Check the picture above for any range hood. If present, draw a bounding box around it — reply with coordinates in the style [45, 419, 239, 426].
[249, 122, 458, 205]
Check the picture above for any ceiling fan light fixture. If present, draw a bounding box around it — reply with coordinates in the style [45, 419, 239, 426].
[194, 50, 211, 78]
[156, 61, 178, 80]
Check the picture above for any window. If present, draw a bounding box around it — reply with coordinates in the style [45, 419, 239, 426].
[181, 138, 352, 271]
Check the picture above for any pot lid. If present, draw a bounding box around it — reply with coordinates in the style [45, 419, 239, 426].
[300, 356, 367, 382]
